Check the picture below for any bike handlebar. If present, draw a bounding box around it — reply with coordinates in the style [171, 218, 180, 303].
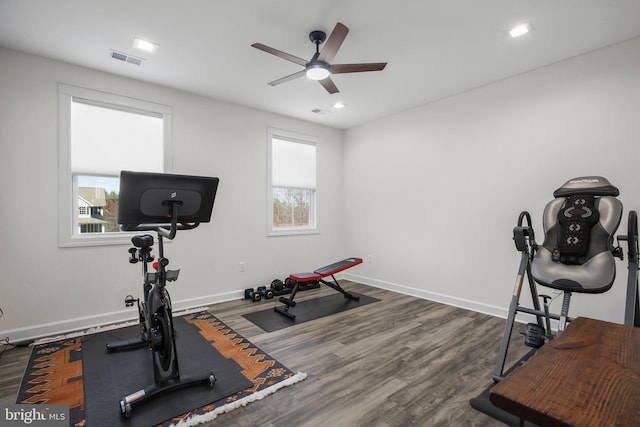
[120, 201, 200, 240]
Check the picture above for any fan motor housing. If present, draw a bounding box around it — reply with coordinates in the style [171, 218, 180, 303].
[309, 30, 326, 44]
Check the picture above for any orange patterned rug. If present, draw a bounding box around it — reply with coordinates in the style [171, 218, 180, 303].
[16, 311, 306, 426]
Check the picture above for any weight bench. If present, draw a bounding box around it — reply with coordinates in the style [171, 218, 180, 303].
[275, 258, 363, 319]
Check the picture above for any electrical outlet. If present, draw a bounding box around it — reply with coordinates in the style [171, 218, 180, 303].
[240, 262, 246, 272]
[551, 289, 562, 296]
[367, 254, 373, 263]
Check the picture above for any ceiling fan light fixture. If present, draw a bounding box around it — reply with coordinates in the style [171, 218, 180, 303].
[306, 63, 330, 80]
[252, 22, 386, 94]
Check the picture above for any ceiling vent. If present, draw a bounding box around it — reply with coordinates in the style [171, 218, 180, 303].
[110, 50, 145, 66]
[311, 108, 331, 115]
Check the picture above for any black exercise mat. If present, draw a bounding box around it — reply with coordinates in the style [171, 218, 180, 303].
[82, 316, 253, 427]
[243, 292, 380, 332]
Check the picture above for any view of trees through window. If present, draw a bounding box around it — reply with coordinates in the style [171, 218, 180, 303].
[269, 132, 317, 233]
[103, 191, 120, 232]
[272, 188, 312, 227]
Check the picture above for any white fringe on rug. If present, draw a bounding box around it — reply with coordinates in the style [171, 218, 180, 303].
[169, 371, 308, 427]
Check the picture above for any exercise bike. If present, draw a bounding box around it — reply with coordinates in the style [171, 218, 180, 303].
[105, 170, 220, 418]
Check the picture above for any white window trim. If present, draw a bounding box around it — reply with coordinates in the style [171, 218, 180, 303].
[267, 127, 319, 237]
[58, 83, 173, 247]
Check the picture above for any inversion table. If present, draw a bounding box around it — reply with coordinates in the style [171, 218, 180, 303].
[274, 257, 363, 319]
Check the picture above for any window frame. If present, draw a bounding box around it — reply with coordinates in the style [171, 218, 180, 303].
[58, 83, 173, 247]
[267, 127, 319, 237]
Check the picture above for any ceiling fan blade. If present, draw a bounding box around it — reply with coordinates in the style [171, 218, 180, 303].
[318, 77, 339, 94]
[251, 43, 308, 66]
[268, 70, 306, 86]
[330, 63, 387, 74]
[317, 22, 349, 63]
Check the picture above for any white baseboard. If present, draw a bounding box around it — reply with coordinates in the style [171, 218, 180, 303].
[3, 276, 543, 344]
[340, 272, 511, 319]
[0, 290, 243, 343]
[340, 272, 551, 327]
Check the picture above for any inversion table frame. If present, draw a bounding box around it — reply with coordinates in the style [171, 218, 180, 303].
[275, 257, 363, 319]
[493, 210, 640, 383]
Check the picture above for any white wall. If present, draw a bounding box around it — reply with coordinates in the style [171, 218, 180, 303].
[3, 36, 639, 342]
[0, 47, 344, 341]
[342, 37, 640, 324]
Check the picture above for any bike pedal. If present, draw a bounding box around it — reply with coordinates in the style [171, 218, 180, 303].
[124, 295, 138, 307]
[150, 329, 163, 350]
[521, 323, 546, 348]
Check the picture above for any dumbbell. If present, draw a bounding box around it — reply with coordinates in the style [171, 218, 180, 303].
[270, 279, 284, 292]
[257, 285, 273, 299]
[284, 277, 296, 289]
[244, 288, 261, 302]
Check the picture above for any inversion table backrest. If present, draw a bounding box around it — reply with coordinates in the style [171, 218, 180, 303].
[531, 176, 622, 293]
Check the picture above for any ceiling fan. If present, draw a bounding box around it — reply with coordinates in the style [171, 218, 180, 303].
[251, 22, 387, 94]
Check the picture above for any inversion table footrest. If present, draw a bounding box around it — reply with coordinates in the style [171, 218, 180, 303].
[275, 258, 363, 319]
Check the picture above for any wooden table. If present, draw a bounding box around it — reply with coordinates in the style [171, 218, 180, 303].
[489, 317, 640, 426]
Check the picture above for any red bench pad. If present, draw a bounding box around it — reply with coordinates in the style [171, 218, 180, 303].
[289, 258, 363, 283]
[289, 272, 322, 282]
[314, 258, 363, 276]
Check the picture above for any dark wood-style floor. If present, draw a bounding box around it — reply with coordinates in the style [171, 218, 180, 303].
[0, 282, 530, 426]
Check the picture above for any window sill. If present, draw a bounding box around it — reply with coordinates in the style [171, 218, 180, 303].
[267, 228, 320, 237]
[59, 232, 138, 248]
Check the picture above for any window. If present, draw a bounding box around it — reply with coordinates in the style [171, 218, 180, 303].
[267, 128, 318, 236]
[58, 84, 172, 247]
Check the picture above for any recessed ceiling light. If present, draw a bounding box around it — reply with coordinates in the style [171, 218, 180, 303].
[333, 102, 346, 109]
[132, 38, 159, 53]
[509, 24, 530, 38]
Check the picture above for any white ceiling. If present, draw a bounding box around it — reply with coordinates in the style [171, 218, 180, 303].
[1, 0, 640, 129]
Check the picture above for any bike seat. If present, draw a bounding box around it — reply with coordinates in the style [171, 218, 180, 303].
[132, 234, 154, 249]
